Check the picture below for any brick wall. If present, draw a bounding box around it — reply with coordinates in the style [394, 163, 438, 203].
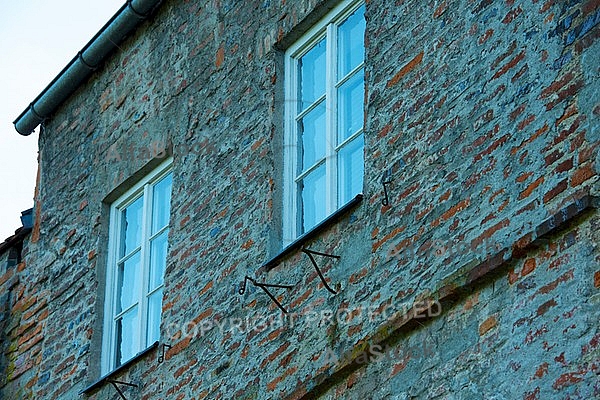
[0, 0, 598, 398]
[319, 211, 600, 399]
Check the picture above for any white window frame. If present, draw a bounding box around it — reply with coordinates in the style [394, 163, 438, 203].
[283, 0, 365, 244]
[101, 158, 172, 374]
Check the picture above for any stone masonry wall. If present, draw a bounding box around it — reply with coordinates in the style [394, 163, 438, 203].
[319, 210, 600, 399]
[0, 0, 598, 399]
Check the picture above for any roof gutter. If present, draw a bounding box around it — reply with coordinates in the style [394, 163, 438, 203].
[13, 0, 162, 136]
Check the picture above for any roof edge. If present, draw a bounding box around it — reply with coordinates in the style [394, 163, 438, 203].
[13, 0, 163, 135]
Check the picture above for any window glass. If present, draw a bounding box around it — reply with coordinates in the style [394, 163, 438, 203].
[146, 289, 163, 344]
[149, 230, 168, 290]
[338, 5, 365, 77]
[337, 69, 364, 142]
[338, 134, 364, 205]
[116, 307, 138, 366]
[152, 174, 172, 234]
[117, 251, 140, 314]
[299, 39, 326, 110]
[105, 162, 172, 373]
[299, 102, 327, 171]
[285, 1, 365, 242]
[301, 165, 327, 233]
[120, 197, 143, 257]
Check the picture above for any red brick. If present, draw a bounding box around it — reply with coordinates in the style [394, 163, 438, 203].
[434, 198, 471, 226]
[479, 315, 497, 335]
[241, 239, 254, 249]
[511, 63, 528, 82]
[555, 158, 573, 173]
[555, 102, 578, 127]
[519, 176, 544, 199]
[492, 51, 525, 80]
[166, 336, 192, 359]
[387, 51, 424, 88]
[583, 0, 600, 14]
[509, 103, 526, 121]
[511, 123, 548, 155]
[545, 149, 563, 166]
[533, 362, 549, 379]
[553, 370, 586, 390]
[570, 164, 595, 187]
[508, 268, 519, 285]
[543, 179, 568, 203]
[473, 134, 509, 162]
[290, 288, 312, 309]
[535, 269, 574, 297]
[266, 366, 297, 391]
[372, 225, 406, 252]
[349, 268, 368, 284]
[541, 72, 574, 99]
[522, 258, 536, 276]
[524, 387, 541, 400]
[545, 80, 584, 111]
[198, 280, 213, 296]
[578, 143, 597, 163]
[502, 6, 523, 23]
[390, 356, 411, 377]
[174, 357, 198, 379]
[518, 114, 535, 131]
[260, 341, 290, 369]
[215, 45, 225, 68]
[536, 299, 557, 316]
[516, 172, 533, 183]
[479, 29, 494, 44]
[433, 1, 447, 18]
[471, 218, 510, 250]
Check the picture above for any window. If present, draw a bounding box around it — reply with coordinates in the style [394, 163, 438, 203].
[283, 0, 365, 243]
[102, 159, 172, 373]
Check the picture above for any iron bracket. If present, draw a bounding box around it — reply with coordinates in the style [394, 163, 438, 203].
[382, 179, 393, 206]
[158, 343, 172, 364]
[302, 248, 340, 294]
[107, 380, 138, 400]
[239, 276, 294, 313]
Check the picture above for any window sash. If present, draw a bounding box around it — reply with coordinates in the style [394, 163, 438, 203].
[284, 0, 365, 243]
[102, 159, 172, 373]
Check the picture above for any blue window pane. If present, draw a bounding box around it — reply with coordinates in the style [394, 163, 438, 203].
[116, 307, 139, 366]
[299, 102, 327, 172]
[120, 196, 143, 257]
[299, 38, 326, 110]
[338, 5, 366, 78]
[338, 69, 364, 142]
[338, 134, 364, 205]
[146, 289, 163, 344]
[149, 230, 168, 291]
[152, 173, 172, 234]
[117, 251, 140, 313]
[300, 165, 327, 233]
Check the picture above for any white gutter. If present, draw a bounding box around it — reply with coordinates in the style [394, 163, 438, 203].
[13, 0, 162, 135]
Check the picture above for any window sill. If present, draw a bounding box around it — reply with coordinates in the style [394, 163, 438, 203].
[260, 194, 363, 273]
[80, 341, 159, 395]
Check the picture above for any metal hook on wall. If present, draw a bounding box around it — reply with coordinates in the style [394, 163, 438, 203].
[302, 248, 340, 294]
[158, 343, 172, 364]
[382, 179, 393, 206]
[239, 276, 294, 313]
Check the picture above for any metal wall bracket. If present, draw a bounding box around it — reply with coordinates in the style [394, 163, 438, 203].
[158, 343, 172, 364]
[107, 380, 138, 400]
[382, 179, 393, 206]
[239, 276, 294, 313]
[302, 248, 340, 294]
